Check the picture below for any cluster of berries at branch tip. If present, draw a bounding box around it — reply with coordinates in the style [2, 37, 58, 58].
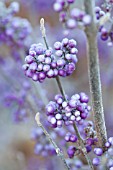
[46, 92, 91, 128]
[0, 1, 32, 48]
[22, 38, 78, 83]
[53, 0, 91, 32]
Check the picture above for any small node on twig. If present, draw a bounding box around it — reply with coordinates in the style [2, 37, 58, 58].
[40, 18, 46, 37]
[35, 112, 41, 126]
[56, 148, 61, 154]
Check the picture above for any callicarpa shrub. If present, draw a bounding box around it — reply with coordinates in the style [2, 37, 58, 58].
[1, 0, 113, 170]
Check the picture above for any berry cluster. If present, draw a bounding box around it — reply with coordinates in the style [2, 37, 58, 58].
[53, 0, 75, 13]
[53, 0, 113, 46]
[93, 137, 113, 167]
[95, 6, 113, 45]
[23, 38, 78, 82]
[65, 132, 78, 143]
[0, 2, 32, 48]
[4, 81, 31, 122]
[5, 17, 32, 47]
[66, 8, 91, 29]
[98, 25, 113, 46]
[46, 93, 90, 128]
[53, 0, 91, 32]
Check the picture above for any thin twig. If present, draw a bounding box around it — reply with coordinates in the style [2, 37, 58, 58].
[35, 112, 70, 170]
[84, 0, 107, 149]
[56, 76, 67, 101]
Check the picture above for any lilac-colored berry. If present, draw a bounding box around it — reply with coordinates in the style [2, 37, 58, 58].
[45, 49, 52, 56]
[55, 113, 62, 120]
[45, 57, 51, 64]
[67, 146, 76, 158]
[70, 135, 77, 142]
[51, 61, 57, 68]
[37, 55, 45, 62]
[53, 3, 63, 12]
[25, 55, 34, 64]
[32, 73, 38, 81]
[22, 64, 29, 71]
[38, 72, 46, 80]
[54, 41, 62, 50]
[83, 15, 91, 25]
[65, 133, 71, 142]
[108, 137, 113, 145]
[57, 120, 63, 127]
[69, 99, 77, 108]
[55, 50, 63, 57]
[67, 19, 76, 29]
[47, 69, 54, 78]
[70, 48, 78, 54]
[50, 117, 57, 125]
[46, 105, 56, 113]
[94, 148, 103, 156]
[25, 69, 33, 78]
[59, 69, 66, 77]
[92, 157, 100, 166]
[57, 59, 66, 67]
[29, 62, 37, 71]
[37, 63, 43, 71]
[43, 64, 50, 72]
[62, 38, 69, 46]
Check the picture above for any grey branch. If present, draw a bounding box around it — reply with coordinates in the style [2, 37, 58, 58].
[84, 0, 107, 149]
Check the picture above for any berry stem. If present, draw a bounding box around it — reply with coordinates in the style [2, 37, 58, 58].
[43, 36, 49, 49]
[84, 0, 107, 149]
[35, 112, 70, 170]
[56, 76, 67, 101]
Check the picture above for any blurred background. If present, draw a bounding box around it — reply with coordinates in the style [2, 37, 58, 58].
[0, 0, 113, 170]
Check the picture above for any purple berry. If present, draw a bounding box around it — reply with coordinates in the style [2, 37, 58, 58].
[94, 148, 103, 156]
[25, 55, 34, 64]
[67, 19, 76, 29]
[70, 135, 77, 142]
[54, 41, 62, 50]
[92, 157, 100, 166]
[67, 146, 76, 158]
